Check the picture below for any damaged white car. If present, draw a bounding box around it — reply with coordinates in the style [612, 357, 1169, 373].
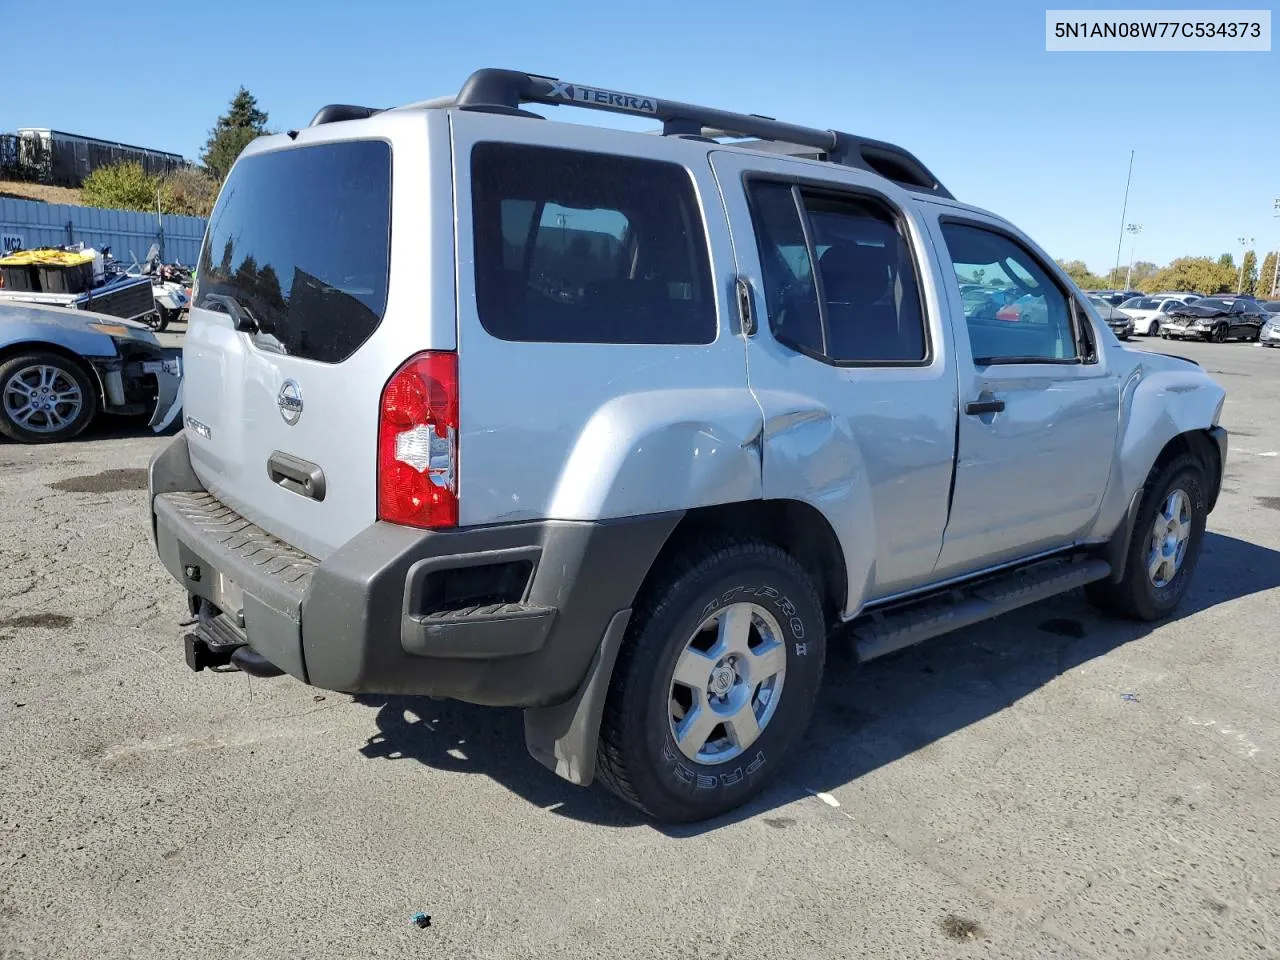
[0, 302, 182, 443]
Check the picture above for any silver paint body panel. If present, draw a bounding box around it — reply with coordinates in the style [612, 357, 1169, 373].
[178, 108, 1226, 616]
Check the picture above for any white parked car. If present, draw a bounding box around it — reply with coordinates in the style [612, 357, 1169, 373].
[1119, 295, 1199, 336]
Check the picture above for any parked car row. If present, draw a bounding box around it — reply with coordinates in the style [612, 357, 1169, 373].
[1082, 289, 1280, 346]
[1158, 296, 1276, 343]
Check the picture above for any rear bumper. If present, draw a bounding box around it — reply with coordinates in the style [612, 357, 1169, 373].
[149, 434, 679, 707]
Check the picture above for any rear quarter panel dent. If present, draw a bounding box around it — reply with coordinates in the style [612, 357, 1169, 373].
[754, 390, 877, 618]
[546, 390, 763, 519]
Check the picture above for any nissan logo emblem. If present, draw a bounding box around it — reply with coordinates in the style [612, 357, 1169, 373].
[277, 380, 303, 425]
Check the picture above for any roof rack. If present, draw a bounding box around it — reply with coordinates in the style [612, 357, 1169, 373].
[309, 68, 953, 200]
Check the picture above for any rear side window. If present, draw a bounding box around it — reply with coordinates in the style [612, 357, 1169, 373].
[746, 181, 927, 364]
[471, 143, 715, 344]
[196, 140, 391, 364]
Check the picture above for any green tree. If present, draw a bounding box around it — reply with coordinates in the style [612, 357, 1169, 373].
[202, 87, 270, 182]
[1144, 257, 1237, 295]
[1240, 249, 1258, 295]
[1217, 253, 1234, 269]
[1056, 259, 1106, 289]
[80, 161, 157, 212]
[1128, 261, 1158, 287]
[158, 167, 219, 217]
[1258, 251, 1279, 299]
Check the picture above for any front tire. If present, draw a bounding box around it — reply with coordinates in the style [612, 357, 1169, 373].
[1211, 324, 1227, 343]
[1087, 453, 1208, 621]
[596, 538, 826, 822]
[0, 351, 98, 443]
[1147, 319, 1159, 337]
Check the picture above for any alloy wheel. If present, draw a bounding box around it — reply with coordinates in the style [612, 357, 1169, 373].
[2, 364, 84, 434]
[667, 601, 787, 765]
[1147, 489, 1192, 589]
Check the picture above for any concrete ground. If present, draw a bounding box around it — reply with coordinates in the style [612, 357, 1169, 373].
[2, 336, 1278, 959]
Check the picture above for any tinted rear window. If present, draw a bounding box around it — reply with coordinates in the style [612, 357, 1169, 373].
[196, 140, 391, 364]
[471, 143, 716, 344]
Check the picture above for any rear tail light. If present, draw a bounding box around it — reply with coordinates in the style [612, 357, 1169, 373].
[378, 351, 458, 528]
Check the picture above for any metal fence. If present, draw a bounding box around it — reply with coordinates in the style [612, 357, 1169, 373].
[0, 132, 187, 188]
[0, 197, 207, 266]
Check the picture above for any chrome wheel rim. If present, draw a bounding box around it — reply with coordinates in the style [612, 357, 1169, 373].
[668, 601, 787, 765]
[2, 364, 83, 433]
[1148, 489, 1192, 588]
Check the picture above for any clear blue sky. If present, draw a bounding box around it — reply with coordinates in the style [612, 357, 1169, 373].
[6, 0, 1276, 273]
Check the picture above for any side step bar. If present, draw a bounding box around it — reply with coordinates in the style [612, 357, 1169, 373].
[852, 557, 1111, 662]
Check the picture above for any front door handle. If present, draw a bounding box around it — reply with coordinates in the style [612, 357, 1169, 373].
[964, 399, 1005, 416]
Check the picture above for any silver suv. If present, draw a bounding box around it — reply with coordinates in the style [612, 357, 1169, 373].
[150, 69, 1227, 822]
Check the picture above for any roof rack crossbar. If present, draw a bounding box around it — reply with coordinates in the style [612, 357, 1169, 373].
[453, 69, 952, 199]
[455, 68, 840, 153]
[309, 69, 953, 199]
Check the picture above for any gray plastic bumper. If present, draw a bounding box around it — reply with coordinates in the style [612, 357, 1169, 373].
[148, 434, 679, 710]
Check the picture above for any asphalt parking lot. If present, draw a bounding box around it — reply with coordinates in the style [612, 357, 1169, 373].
[2, 335, 1278, 960]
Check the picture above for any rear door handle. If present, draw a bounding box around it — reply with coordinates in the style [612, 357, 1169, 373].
[964, 399, 1005, 416]
[267, 451, 326, 501]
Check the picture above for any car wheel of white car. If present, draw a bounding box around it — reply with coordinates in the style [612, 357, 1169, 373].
[596, 537, 825, 822]
[1087, 452, 1208, 621]
[1148, 320, 1159, 336]
[0, 351, 98, 444]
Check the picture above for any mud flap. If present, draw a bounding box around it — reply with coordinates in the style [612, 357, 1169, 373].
[523, 609, 631, 786]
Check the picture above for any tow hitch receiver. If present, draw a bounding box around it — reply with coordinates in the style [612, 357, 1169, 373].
[184, 631, 242, 672]
[184, 632, 287, 677]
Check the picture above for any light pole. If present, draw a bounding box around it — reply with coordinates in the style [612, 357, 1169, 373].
[1112, 151, 1135, 288]
[1124, 223, 1143, 290]
[1237, 235, 1255, 295]
[1271, 198, 1280, 298]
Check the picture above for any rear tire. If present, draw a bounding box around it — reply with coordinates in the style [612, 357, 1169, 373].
[596, 538, 826, 822]
[1087, 453, 1208, 621]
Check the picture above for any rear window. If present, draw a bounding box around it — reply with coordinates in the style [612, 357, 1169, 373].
[471, 143, 716, 344]
[196, 140, 391, 364]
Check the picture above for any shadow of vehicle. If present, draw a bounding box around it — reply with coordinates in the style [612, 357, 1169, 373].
[352, 531, 1280, 834]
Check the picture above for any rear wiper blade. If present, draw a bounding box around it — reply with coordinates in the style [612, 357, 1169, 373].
[202, 294, 258, 333]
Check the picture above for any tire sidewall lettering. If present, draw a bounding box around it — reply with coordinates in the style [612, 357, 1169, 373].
[662, 741, 767, 789]
[699, 584, 806, 640]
